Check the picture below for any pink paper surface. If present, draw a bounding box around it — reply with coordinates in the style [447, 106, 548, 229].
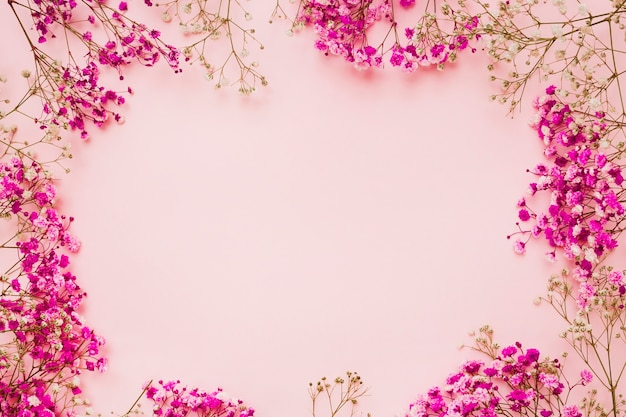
[2, 2, 570, 416]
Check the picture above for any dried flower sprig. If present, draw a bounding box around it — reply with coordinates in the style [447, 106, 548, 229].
[153, 0, 267, 94]
[0, 120, 71, 175]
[541, 265, 626, 417]
[7, 0, 180, 139]
[475, 1, 626, 116]
[309, 371, 370, 417]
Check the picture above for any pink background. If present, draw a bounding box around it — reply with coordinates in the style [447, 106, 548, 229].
[2, 2, 570, 416]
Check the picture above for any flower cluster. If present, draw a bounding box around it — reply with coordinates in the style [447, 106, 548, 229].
[0, 153, 105, 415]
[536, 264, 626, 417]
[34, 55, 126, 140]
[144, 380, 255, 417]
[295, 0, 391, 70]
[27, 0, 75, 44]
[24, 0, 180, 69]
[546, 266, 626, 326]
[294, 0, 480, 71]
[9, 0, 180, 138]
[403, 328, 591, 417]
[389, 6, 479, 72]
[85, 9, 180, 72]
[512, 86, 625, 277]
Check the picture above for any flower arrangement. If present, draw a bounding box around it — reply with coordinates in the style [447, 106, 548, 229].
[1, 0, 261, 413]
[2, 0, 626, 416]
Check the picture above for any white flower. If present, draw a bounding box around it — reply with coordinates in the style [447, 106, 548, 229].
[508, 42, 520, 54]
[24, 168, 36, 181]
[538, 175, 552, 188]
[27, 395, 41, 406]
[587, 234, 596, 247]
[584, 248, 598, 263]
[595, 206, 605, 218]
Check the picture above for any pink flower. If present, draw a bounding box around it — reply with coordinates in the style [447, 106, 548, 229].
[580, 369, 593, 385]
[563, 405, 582, 417]
[518, 209, 531, 221]
[608, 270, 624, 286]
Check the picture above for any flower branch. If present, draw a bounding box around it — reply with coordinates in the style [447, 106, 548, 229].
[152, 0, 267, 94]
[309, 371, 370, 417]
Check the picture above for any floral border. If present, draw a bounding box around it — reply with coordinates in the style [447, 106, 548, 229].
[1, 0, 626, 416]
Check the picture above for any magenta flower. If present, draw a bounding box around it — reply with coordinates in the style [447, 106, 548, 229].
[517, 86, 624, 267]
[402, 334, 590, 417]
[0, 156, 106, 415]
[145, 380, 254, 417]
[580, 369, 593, 385]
